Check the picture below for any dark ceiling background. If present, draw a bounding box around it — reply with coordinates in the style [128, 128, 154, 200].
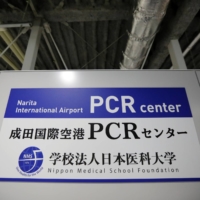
[0, 0, 200, 70]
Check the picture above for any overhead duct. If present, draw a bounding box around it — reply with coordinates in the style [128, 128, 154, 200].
[121, 0, 170, 69]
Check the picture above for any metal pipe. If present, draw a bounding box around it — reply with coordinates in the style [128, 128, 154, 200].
[43, 22, 68, 69]
[4, 30, 24, 59]
[121, 0, 170, 69]
[140, 37, 155, 69]
[0, 32, 23, 63]
[42, 30, 60, 69]
[0, 27, 29, 59]
[170, 32, 200, 69]
[29, 0, 41, 17]
[49, 33, 68, 69]
[168, 39, 187, 69]
[0, 23, 31, 28]
[0, 32, 24, 63]
[22, 19, 42, 70]
[183, 32, 200, 57]
[0, 50, 19, 70]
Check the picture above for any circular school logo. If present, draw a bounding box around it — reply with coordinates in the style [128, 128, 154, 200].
[18, 146, 43, 174]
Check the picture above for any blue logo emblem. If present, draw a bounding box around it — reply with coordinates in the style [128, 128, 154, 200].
[18, 147, 43, 173]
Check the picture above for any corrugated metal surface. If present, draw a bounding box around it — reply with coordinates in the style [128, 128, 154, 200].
[0, 0, 199, 70]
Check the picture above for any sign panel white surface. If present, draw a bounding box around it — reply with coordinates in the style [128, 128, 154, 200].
[196, 71, 200, 85]
[0, 76, 200, 182]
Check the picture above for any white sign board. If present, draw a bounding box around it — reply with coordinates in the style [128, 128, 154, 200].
[196, 71, 200, 85]
[0, 71, 200, 183]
